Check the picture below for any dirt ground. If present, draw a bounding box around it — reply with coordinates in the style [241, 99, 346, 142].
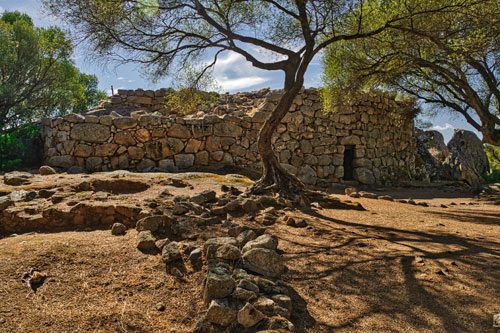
[0, 172, 499, 333]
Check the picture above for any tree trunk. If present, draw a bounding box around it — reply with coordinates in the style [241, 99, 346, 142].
[251, 78, 306, 200]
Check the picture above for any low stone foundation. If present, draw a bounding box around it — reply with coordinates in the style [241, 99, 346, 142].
[42, 89, 418, 185]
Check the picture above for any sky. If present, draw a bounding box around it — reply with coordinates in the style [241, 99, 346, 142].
[0, 0, 481, 143]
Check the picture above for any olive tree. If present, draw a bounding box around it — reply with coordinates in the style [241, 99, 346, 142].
[44, 0, 454, 199]
[324, 0, 499, 145]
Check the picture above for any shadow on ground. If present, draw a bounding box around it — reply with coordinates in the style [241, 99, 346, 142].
[276, 209, 499, 332]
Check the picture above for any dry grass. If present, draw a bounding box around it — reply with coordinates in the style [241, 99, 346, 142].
[0, 172, 498, 332]
[0, 231, 206, 333]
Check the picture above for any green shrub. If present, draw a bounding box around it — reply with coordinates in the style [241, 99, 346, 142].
[0, 124, 42, 172]
[484, 144, 500, 183]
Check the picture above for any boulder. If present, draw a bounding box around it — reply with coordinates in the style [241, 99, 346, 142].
[205, 299, 239, 327]
[189, 248, 203, 269]
[238, 303, 266, 328]
[215, 244, 241, 260]
[354, 168, 376, 185]
[39, 165, 57, 175]
[242, 234, 278, 254]
[4, 171, 33, 186]
[445, 129, 489, 187]
[0, 196, 13, 211]
[136, 231, 157, 251]
[136, 215, 169, 232]
[111, 223, 127, 236]
[204, 267, 236, 301]
[242, 248, 285, 278]
[162, 241, 182, 263]
[190, 190, 217, 205]
[418, 130, 449, 160]
[204, 237, 238, 254]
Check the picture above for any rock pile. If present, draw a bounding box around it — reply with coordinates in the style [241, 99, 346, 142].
[196, 233, 295, 331]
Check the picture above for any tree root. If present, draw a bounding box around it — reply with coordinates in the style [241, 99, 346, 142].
[249, 161, 365, 211]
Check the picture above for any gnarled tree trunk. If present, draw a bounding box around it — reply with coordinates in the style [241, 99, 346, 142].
[251, 75, 306, 200]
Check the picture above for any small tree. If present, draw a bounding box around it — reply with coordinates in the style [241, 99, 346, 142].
[0, 11, 106, 130]
[44, 0, 456, 200]
[324, 0, 499, 145]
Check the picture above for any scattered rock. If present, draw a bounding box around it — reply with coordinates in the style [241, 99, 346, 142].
[204, 237, 238, 254]
[358, 191, 378, 199]
[156, 302, 166, 312]
[344, 187, 358, 195]
[190, 190, 217, 205]
[378, 195, 394, 201]
[241, 198, 259, 214]
[172, 203, 190, 215]
[271, 294, 293, 313]
[136, 231, 157, 251]
[238, 303, 266, 328]
[215, 244, 241, 260]
[111, 223, 127, 236]
[136, 215, 170, 232]
[4, 171, 33, 186]
[242, 248, 285, 278]
[237, 229, 257, 247]
[189, 248, 203, 269]
[162, 241, 182, 263]
[242, 234, 278, 254]
[39, 165, 57, 175]
[204, 267, 236, 301]
[0, 196, 13, 211]
[155, 238, 170, 251]
[205, 299, 239, 326]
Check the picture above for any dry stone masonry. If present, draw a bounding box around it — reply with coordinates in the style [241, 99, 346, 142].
[42, 88, 418, 186]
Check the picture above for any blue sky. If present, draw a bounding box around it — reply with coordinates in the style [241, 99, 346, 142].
[0, 0, 480, 142]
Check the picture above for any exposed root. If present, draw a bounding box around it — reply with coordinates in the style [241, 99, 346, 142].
[249, 161, 364, 211]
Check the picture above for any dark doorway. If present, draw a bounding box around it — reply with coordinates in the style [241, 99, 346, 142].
[343, 145, 355, 180]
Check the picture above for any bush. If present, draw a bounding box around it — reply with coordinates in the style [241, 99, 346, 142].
[164, 88, 220, 115]
[0, 124, 43, 172]
[484, 144, 500, 183]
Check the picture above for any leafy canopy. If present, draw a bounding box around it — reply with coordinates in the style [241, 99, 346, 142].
[0, 11, 106, 130]
[323, 0, 500, 144]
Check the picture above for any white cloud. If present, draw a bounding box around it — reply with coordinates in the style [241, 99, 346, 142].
[218, 76, 268, 91]
[0, 6, 4, 13]
[117, 77, 125, 80]
[430, 123, 455, 131]
[212, 52, 274, 92]
[127, 80, 135, 83]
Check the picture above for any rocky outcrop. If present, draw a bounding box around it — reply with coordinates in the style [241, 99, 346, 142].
[446, 130, 488, 187]
[416, 129, 488, 187]
[42, 89, 418, 186]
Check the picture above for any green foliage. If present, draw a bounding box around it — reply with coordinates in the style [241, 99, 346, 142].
[484, 144, 500, 183]
[323, 0, 499, 144]
[164, 88, 220, 115]
[0, 124, 42, 171]
[0, 11, 106, 130]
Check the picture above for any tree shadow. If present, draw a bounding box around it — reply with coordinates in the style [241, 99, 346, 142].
[428, 209, 500, 226]
[277, 209, 500, 332]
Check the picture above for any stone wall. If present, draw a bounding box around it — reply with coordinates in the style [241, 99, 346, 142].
[42, 88, 418, 186]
